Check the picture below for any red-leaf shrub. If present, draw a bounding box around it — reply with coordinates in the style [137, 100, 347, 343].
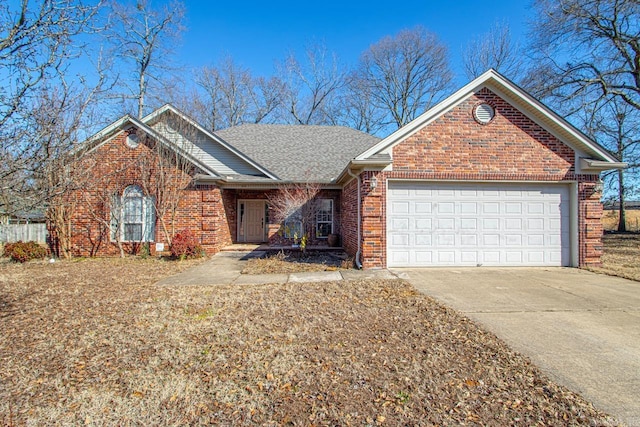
[170, 229, 203, 260]
[3, 241, 48, 263]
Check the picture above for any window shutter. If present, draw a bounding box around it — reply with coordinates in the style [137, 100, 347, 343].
[144, 196, 156, 242]
[110, 194, 121, 241]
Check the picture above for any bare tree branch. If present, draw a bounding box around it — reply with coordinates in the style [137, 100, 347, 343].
[107, 0, 185, 117]
[351, 26, 454, 129]
[463, 21, 525, 81]
[277, 43, 346, 125]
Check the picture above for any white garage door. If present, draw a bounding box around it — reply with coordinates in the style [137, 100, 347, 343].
[387, 182, 571, 267]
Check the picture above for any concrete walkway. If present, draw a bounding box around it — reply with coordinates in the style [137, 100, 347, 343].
[156, 251, 398, 286]
[393, 267, 640, 427]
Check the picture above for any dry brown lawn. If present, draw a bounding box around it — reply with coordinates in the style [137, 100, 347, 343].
[602, 209, 640, 232]
[587, 233, 640, 282]
[0, 258, 617, 426]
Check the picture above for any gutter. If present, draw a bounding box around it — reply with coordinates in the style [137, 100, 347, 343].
[580, 158, 628, 172]
[346, 167, 363, 269]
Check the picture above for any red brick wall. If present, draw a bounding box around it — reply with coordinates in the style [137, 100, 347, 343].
[340, 178, 359, 259]
[355, 88, 603, 268]
[392, 88, 575, 177]
[65, 131, 232, 256]
[579, 181, 604, 266]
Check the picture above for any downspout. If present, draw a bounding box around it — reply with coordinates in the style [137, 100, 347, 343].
[346, 167, 363, 269]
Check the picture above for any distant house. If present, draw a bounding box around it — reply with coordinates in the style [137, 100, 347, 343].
[57, 70, 625, 267]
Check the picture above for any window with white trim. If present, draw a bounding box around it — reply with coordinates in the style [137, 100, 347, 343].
[111, 185, 155, 242]
[315, 199, 333, 238]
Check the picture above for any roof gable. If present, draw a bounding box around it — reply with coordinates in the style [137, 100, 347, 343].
[83, 105, 278, 180]
[82, 115, 219, 178]
[142, 105, 277, 179]
[357, 69, 625, 172]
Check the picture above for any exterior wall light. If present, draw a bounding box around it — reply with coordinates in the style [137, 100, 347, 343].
[594, 179, 604, 193]
[370, 176, 378, 190]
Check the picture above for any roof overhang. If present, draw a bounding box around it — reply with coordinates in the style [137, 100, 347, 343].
[193, 174, 342, 190]
[580, 158, 628, 173]
[335, 157, 393, 185]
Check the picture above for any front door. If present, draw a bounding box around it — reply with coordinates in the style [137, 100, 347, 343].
[238, 200, 266, 242]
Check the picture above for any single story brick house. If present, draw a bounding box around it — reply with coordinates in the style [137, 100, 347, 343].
[64, 70, 625, 267]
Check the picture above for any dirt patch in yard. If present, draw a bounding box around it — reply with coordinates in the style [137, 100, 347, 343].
[0, 258, 618, 425]
[587, 232, 640, 282]
[242, 250, 352, 274]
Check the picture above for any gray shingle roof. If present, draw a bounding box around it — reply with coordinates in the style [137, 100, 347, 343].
[215, 124, 381, 183]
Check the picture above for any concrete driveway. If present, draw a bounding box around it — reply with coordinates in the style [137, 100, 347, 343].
[392, 267, 640, 426]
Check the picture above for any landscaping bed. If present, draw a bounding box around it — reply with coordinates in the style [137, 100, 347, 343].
[0, 258, 616, 425]
[242, 249, 352, 274]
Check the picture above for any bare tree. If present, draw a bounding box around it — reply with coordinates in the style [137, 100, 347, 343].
[0, 0, 105, 217]
[267, 181, 321, 249]
[338, 72, 387, 135]
[194, 57, 283, 130]
[527, 0, 640, 223]
[528, 0, 640, 110]
[351, 26, 453, 130]
[585, 98, 640, 232]
[463, 21, 525, 80]
[108, 0, 185, 118]
[278, 43, 346, 125]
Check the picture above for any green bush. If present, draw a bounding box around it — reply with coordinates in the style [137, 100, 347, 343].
[3, 241, 48, 263]
[170, 229, 203, 260]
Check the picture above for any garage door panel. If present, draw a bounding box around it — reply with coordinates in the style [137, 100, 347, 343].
[415, 202, 432, 213]
[391, 201, 409, 214]
[437, 218, 454, 229]
[527, 251, 545, 263]
[461, 251, 478, 263]
[505, 202, 522, 213]
[460, 202, 477, 214]
[505, 218, 523, 230]
[387, 182, 571, 267]
[415, 251, 432, 263]
[415, 234, 432, 246]
[460, 234, 477, 245]
[415, 218, 432, 230]
[437, 234, 455, 246]
[438, 202, 454, 213]
[483, 202, 499, 214]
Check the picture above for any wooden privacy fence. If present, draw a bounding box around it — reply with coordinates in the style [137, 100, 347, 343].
[0, 223, 48, 243]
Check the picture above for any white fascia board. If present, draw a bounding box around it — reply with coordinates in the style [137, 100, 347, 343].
[143, 104, 279, 180]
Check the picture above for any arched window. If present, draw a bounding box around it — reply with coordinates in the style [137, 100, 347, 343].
[111, 185, 155, 242]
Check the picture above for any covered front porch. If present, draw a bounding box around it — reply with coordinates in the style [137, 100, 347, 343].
[221, 188, 342, 247]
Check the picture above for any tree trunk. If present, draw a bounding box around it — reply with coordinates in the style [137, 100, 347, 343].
[138, 71, 145, 118]
[617, 169, 627, 232]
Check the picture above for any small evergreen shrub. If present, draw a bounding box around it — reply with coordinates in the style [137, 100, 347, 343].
[170, 229, 203, 260]
[3, 241, 48, 263]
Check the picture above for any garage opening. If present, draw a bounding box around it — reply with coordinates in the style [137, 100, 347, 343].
[387, 181, 571, 267]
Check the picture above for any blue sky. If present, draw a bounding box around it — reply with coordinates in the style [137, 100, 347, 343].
[179, 0, 534, 85]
